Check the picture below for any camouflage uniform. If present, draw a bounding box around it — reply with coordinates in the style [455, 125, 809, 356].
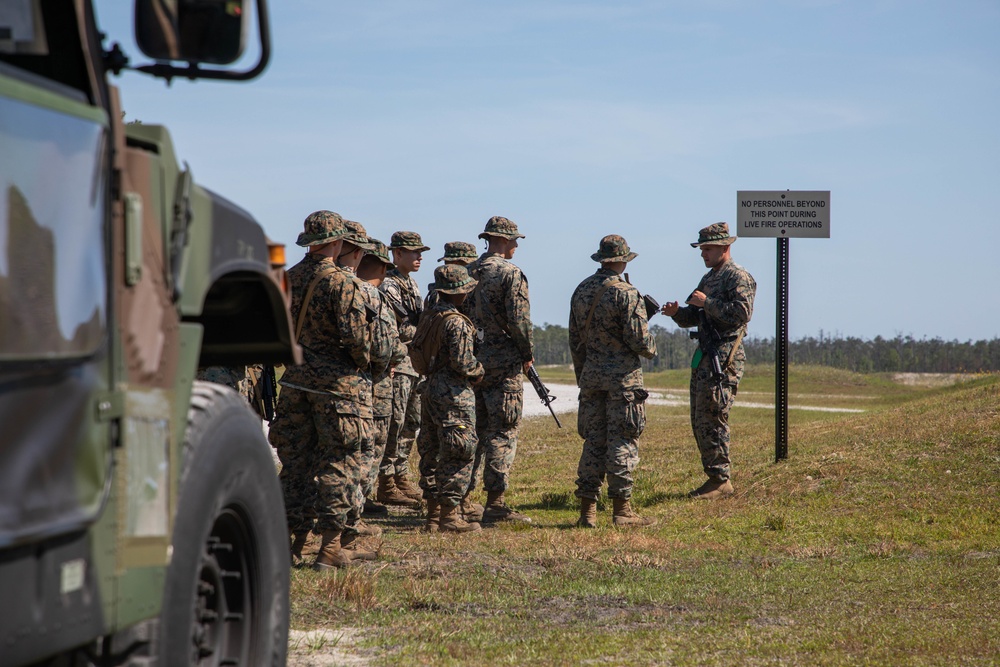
[196, 365, 253, 402]
[465, 217, 533, 497]
[415, 267, 485, 507]
[268, 211, 374, 536]
[358, 241, 407, 504]
[569, 236, 657, 502]
[670, 223, 756, 483]
[378, 231, 430, 482]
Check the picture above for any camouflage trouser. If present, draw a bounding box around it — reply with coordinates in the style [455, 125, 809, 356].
[690, 366, 737, 481]
[380, 373, 421, 477]
[363, 415, 390, 499]
[575, 388, 645, 501]
[416, 379, 477, 507]
[268, 386, 371, 534]
[473, 363, 523, 493]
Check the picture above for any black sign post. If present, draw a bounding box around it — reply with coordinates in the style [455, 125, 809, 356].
[736, 190, 830, 463]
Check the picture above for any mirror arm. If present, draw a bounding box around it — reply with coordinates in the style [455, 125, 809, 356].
[132, 0, 271, 83]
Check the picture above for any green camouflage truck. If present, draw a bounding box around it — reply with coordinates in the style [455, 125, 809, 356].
[0, 1, 300, 664]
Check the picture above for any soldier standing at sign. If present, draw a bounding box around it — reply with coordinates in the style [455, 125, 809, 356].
[569, 235, 657, 528]
[661, 222, 756, 500]
[465, 216, 534, 524]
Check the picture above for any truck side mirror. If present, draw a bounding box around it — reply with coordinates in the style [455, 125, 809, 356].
[132, 0, 271, 82]
[135, 0, 248, 65]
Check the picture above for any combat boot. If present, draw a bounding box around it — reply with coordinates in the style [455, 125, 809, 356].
[576, 498, 597, 529]
[394, 473, 424, 501]
[363, 497, 389, 517]
[290, 531, 310, 566]
[439, 502, 482, 533]
[460, 493, 484, 523]
[351, 520, 383, 537]
[612, 497, 657, 528]
[340, 531, 377, 561]
[482, 490, 532, 524]
[689, 477, 735, 500]
[312, 529, 352, 570]
[377, 474, 416, 506]
[422, 498, 441, 533]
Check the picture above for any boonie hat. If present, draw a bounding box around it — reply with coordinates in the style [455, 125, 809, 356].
[591, 234, 638, 263]
[433, 264, 477, 295]
[296, 210, 346, 247]
[691, 222, 737, 248]
[364, 238, 394, 267]
[478, 216, 525, 240]
[342, 220, 377, 251]
[389, 231, 431, 252]
[439, 241, 478, 264]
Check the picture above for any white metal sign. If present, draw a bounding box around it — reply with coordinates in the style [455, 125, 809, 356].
[737, 190, 830, 238]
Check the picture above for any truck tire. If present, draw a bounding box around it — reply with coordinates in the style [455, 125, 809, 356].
[159, 381, 289, 666]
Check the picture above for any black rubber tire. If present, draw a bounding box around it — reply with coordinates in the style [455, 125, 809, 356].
[159, 381, 289, 666]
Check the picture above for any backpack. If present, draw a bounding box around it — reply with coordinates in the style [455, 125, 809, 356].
[409, 310, 467, 375]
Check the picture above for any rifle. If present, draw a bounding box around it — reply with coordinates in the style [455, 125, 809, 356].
[261, 365, 278, 422]
[690, 308, 726, 391]
[390, 300, 421, 327]
[526, 365, 562, 428]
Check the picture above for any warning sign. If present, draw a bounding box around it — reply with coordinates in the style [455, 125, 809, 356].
[737, 191, 830, 238]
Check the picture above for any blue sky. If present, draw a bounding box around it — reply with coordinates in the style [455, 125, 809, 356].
[95, 1, 999, 342]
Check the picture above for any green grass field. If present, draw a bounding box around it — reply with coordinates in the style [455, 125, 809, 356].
[287, 366, 1000, 666]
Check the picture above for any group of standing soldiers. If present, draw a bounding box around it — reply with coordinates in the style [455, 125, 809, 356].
[265, 208, 755, 571]
[267, 212, 537, 570]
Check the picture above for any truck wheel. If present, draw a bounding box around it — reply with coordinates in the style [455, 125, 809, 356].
[160, 381, 289, 666]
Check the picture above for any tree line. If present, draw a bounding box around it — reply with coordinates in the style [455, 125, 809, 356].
[532, 324, 1000, 373]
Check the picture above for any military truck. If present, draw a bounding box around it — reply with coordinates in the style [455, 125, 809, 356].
[0, 1, 301, 664]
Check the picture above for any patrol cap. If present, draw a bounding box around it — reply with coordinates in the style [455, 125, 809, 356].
[433, 264, 477, 295]
[296, 210, 347, 247]
[363, 238, 394, 267]
[591, 234, 638, 263]
[691, 222, 737, 248]
[342, 220, 377, 251]
[438, 241, 478, 264]
[478, 216, 525, 240]
[389, 231, 431, 252]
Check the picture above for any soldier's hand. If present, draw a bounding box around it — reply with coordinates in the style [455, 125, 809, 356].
[661, 301, 680, 317]
[686, 291, 707, 308]
[523, 359, 534, 374]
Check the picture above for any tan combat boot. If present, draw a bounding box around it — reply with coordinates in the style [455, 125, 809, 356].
[460, 493, 484, 523]
[422, 498, 441, 533]
[482, 490, 532, 524]
[290, 531, 310, 566]
[439, 502, 482, 533]
[576, 498, 597, 529]
[612, 497, 657, 528]
[688, 477, 735, 501]
[351, 520, 383, 537]
[394, 473, 424, 501]
[312, 529, 352, 570]
[340, 531, 377, 561]
[377, 474, 416, 506]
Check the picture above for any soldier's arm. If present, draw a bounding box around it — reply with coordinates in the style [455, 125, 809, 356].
[704, 270, 756, 330]
[568, 294, 586, 384]
[448, 319, 485, 382]
[380, 277, 417, 343]
[620, 286, 657, 359]
[339, 281, 372, 368]
[505, 269, 534, 362]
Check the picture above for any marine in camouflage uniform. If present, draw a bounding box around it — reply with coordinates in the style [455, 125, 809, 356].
[415, 265, 485, 533]
[267, 211, 376, 569]
[465, 216, 534, 523]
[356, 239, 407, 517]
[424, 241, 478, 311]
[663, 222, 756, 501]
[569, 235, 657, 528]
[341, 224, 401, 540]
[377, 231, 430, 506]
